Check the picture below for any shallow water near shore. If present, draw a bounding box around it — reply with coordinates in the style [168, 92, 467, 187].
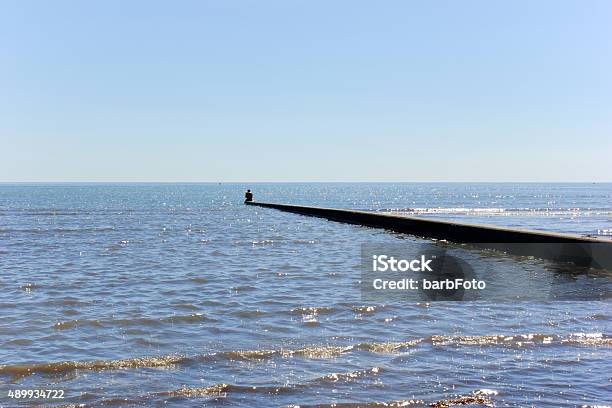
[0, 183, 611, 407]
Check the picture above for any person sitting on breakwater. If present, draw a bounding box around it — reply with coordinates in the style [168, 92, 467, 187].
[244, 189, 253, 203]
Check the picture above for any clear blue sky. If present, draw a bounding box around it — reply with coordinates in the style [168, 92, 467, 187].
[1, 0, 610, 182]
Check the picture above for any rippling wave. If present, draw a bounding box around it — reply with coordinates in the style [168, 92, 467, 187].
[2, 333, 608, 382]
[53, 313, 215, 331]
[35, 387, 501, 408]
[48, 387, 498, 408]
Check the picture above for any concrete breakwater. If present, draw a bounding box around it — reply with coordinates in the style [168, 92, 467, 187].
[246, 201, 612, 270]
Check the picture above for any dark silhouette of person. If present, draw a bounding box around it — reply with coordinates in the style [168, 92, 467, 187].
[244, 189, 253, 203]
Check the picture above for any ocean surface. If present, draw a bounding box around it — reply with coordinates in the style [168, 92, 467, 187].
[0, 183, 610, 407]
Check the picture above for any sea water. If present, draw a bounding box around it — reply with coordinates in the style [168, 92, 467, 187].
[0, 183, 610, 407]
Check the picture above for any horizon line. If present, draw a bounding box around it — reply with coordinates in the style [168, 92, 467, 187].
[1, 180, 610, 184]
